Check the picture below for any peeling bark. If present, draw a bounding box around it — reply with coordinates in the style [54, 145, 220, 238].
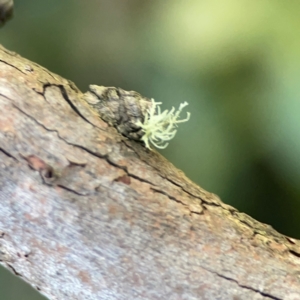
[0, 44, 300, 300]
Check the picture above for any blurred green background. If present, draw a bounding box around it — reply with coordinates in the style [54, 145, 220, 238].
[2, 0, 300, 299]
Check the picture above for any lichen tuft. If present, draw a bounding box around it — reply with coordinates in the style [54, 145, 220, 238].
[136, 99, 190, 149]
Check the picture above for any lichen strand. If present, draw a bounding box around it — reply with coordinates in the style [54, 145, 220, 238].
[136, 99, 190, 150]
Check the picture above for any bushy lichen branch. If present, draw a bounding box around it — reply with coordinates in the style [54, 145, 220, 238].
[136, 99, 190, 149]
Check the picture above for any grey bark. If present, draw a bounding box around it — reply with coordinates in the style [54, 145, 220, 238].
[0, 44, 300, 300]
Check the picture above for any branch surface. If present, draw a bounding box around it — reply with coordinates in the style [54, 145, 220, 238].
[0, 44, 300, 300]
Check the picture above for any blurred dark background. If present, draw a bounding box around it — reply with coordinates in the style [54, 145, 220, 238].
[2, 0, 300, 299]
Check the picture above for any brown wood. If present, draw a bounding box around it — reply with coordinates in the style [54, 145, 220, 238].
[0, 44, 300, 300]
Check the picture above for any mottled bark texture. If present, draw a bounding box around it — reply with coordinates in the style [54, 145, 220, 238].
[0, 44, 300, 300]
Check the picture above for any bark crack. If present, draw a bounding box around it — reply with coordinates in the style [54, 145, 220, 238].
[7, 263, 22, 277]
[151, 187, 204, 215]
[213, 272, 282, 300]
[41, 83, 95, 127]
[0, 59, 27, 75]
[57, 184, 90, 196]
[73, 143, 157, 186]
[0, 147, 18, 160]
[199, 264, 282, 300]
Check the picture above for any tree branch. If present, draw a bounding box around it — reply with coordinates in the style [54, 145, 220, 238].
[0, 44, 299, 300]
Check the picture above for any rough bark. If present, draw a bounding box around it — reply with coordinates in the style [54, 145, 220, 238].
[0, 44, 300, 300]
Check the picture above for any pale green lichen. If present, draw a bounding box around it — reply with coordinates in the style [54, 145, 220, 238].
[136, 99, 190, 149]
